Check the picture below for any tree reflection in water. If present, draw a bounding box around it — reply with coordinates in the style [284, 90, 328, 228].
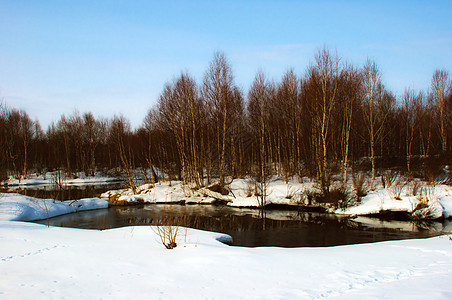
[34, 204, 447, 247]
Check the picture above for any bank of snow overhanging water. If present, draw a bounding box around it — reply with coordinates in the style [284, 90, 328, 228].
[0, 193, 108, 222]
[100, 178, 452, 220]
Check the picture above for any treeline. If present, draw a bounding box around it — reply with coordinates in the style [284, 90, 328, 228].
[1, 48, 451, 188]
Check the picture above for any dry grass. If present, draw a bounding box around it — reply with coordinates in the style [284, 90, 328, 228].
[285, 183, 299, 199]
[410, 180, 421, 196]
[390, 179, 407, 200]
[245, 180, 254, 197]
[152, 203, 186, 249]
[352, 172, 369, 198]
[381, 170, 398, 188]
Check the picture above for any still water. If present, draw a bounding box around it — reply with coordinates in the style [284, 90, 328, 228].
[34, 204, 449, 247]
[2, 182, 124, 201]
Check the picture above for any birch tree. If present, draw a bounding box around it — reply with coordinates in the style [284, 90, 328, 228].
[202, 52, 237, 187]
[248, 71, 273, 207]
[402, 89, 421, 180]
[338, 65, 361, 185]
[431, 69, 450, 153]
[361, 59, 390, 180]
[306, 47, 340, 188]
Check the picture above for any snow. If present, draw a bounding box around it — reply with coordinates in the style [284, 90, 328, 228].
[1, 189, 452, 298]
[1, 221, 452, 299]
[4, 172, 120, 187]
[101, 178, 319, 207]
[0, 193, 109, 221]
[101, 178, 452, 219]
[337, 185, 452, 219]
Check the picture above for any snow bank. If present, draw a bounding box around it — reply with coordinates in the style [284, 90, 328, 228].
[0, 193, 109, 221]
[102, 178, 452, 219]
[101, 178, 319, 207]
[1, 221, 451, 299]
[4, 172, 121, 187]
[337, 184, 452, 219]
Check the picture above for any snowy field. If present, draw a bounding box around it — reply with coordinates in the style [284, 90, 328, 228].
[0, 192, 452, 298]
[1, 220, 452, 299]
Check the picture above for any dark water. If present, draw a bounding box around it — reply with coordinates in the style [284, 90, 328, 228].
[2, 182, 125, 201]
[34, 204, 448, 247]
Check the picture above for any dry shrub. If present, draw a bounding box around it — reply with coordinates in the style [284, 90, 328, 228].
[245, 180, 254, 197]
[206, 182, 230, 195]
[390, 179, 407, 200]
[410, 180, 421, 196]
[316, 186, 352, 209]
[352, 172, 369, 198]
[152, 204, 186, 249]
[411, 185, 437, 219]
[381, 170, 398, 188]
[285, 183, 299, 199]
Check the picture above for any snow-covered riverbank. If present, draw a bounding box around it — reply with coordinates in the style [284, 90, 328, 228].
[0, 193, 108, 221]
[101, 177, 452, 219]
[3, 172, 121, 187]
[1, 220, 451, 299]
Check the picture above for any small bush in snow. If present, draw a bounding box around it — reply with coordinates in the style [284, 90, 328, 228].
[352, 172, 369, 198]
[410, 180, 421, 196]
[381, 170, 398, 188]
[245, 181, 254, 197]
[152, 203, 186, 249]
[390, 180, 407, 200]
[316, 186, 353, 209]
[285, 184, 299, 200]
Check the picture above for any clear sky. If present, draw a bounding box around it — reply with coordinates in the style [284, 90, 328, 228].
[1, 0, 451, 129]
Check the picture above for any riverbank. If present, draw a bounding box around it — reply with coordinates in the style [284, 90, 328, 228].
[100, 177, 452, 220]
[2, 172, 122, 188]
[0, 193, 108, 221]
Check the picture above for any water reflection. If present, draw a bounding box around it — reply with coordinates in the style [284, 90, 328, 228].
[34, 204, 448, 247]
[1, 182, 125, 201]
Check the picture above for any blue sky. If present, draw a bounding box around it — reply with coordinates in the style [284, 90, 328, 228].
[1, 0, 451, 129]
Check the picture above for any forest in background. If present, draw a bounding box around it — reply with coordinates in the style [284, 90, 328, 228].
[1, 48, 451, 190]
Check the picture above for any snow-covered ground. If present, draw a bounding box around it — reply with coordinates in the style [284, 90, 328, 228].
[1, 221, 451, 299]
[101, 177, 452, 219]
[1, 191, 452, 298]
[337, 183, 452, 219]
[3, 172, 121, 187]
[100, 177, 321, 206]
[0, 193, 108, 221]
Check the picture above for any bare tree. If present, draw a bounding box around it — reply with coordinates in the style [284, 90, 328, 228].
[402, 89, 421, 180]
[361, 59, 391, 180]
[143, 108, 160, 183]
[276, 69, 303, 181]
[0, 100, 8, 182]
[248, 71, 275, 207]
[431, 69, 451, 153]
[418, 94, 433, 158]
[305, 47, 340, 188]
[111, 116, 137, 193]
[337, 64, 361, 185]
[18, 110, 35, 178]
[202, 52, 237, 187]
[80, 112, 103, 176]
[157, 72, 208, 187]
